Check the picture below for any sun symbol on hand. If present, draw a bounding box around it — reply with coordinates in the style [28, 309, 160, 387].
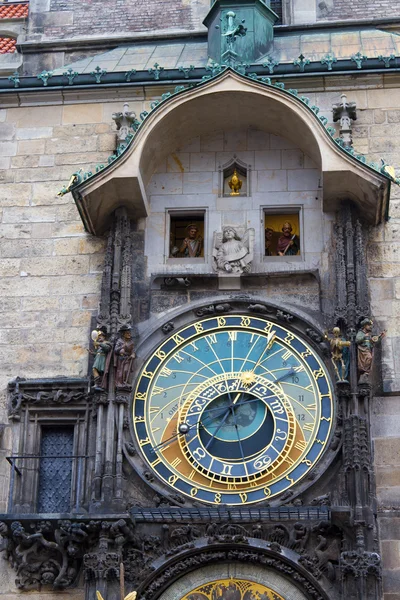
[240, 371, 256, 387]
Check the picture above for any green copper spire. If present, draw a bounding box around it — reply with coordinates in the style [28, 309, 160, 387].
[204, 0, 278, 67]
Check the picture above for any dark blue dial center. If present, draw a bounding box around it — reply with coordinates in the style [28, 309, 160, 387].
[199, 393, 274, 461]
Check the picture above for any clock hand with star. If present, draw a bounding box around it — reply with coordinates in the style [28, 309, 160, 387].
[150, 368, 296, 454]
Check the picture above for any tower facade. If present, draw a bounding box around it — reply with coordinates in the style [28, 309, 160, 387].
[1, 2, 400, 600]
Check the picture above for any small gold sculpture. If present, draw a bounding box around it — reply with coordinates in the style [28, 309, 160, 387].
[228, 168, 242, 196]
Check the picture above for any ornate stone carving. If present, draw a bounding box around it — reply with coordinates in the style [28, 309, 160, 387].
[161, 321, 174, 334]
[0, 520, 88, 590]
[8, 378, 89, 420]
[112, 103, 137, 145]
[194, 303, 232, 317]
[212, 227, 254, 274]
[332, 93, 357, 147]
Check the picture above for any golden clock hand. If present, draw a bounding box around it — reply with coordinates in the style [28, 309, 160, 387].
[150, 403, 232, 453]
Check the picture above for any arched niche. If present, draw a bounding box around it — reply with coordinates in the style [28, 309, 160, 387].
[72, 70, 390, 234]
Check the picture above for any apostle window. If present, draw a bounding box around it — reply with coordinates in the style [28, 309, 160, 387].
[264, 210, 301, 257]
[168, 211, 205, 259]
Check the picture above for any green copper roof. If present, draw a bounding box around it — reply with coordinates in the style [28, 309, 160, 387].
[58, 65, 399, 199]
[52, 27, 400, 74]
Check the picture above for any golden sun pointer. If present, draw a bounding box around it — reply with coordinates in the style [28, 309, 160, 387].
[240, 371, 256, 387]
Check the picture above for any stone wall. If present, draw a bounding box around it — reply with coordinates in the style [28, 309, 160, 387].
[1, 75, 400, 599]
[316, 0, 400, 21]
[26, 0, 209, 42]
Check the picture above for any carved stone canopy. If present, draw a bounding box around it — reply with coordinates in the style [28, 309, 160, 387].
[71, 70, 391, 234]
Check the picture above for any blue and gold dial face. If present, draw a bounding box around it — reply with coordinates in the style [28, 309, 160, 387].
[133, 315, 333, 505]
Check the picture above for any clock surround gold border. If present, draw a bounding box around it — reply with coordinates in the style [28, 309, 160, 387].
[131, 311, 335, 505]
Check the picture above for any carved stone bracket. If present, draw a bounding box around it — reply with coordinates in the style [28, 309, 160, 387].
[7, 377, 90, 420]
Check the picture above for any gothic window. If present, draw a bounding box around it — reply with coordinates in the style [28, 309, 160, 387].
[37, 426, 74, 513]
[168, 211, 205, 259]
[264, 209, 301, 257]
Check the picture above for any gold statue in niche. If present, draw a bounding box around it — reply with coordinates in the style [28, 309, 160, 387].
[182, 578, 285, 600]
[228, 168, 242, 196]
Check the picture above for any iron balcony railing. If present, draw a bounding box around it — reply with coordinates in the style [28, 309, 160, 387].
[6, 454, 89, 514]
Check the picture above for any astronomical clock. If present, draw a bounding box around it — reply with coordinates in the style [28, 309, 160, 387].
[133, 314, 333, 505]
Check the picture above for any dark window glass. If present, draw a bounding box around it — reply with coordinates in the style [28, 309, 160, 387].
[37, 426, 74, 513]
[270, 0, 283, 23]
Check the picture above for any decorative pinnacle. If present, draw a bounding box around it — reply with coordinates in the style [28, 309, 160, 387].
[37, 70, 53, 86]
[351, 52, 367, 69]
[125, 69, 137, 82]
[63, 67, 78, 86]
[8, 71, 20, 88]
[262, 56, 279, 74]
[178, 65, 195, 79]
[377, 54, 395, 68]
[148, 63, 164, 80]
[90, 66, 107, 83]
[293, 54, 310, 73]
[320, 53, 337, 71]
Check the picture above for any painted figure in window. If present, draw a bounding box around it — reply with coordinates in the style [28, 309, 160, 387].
[277, 221, 299, 256]
[356, 318, 386, 381]
[91, 329, 112, 391]
[265, 227, 274, 256]
[176, 224, 203, 258]
[213, 226, 254, 274]
[114, 325, 136, 391]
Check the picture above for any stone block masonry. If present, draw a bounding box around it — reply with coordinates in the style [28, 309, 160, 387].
[26, 0, 209, 42]
[317, 0, 400, 20]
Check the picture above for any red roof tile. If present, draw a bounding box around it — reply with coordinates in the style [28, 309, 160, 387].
[0, 3, 28, 19]
[0, 37, 17, 53]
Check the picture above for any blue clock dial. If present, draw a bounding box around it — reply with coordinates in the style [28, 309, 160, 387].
[132, 315, 334, 505]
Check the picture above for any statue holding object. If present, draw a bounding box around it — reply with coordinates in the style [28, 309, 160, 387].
[91, 330, 112, 391]
[327, 327, 351, 382]
[114, 326, 136, 391]
[213, 226, 254, 274]
[277, 221, 299, 256]
[356, 318, 386, 382]
[171, 224, 202, 258]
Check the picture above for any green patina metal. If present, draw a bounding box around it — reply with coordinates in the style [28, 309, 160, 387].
[378, 54, 396, 68]
[8, 71, 20, 88]
[63, 68, 79, 86]
[262, 56, 279, 74]
[37, 70, 53, 87]
[293, 54, 310, 73]
[320, 53, 337, 71]
[148, 63, 164, 80]
[90, 66, 107, 83]
[203, 0, 278, 67]
[351, 51, 368, 69]
[125, 69, 137, 82]
[58, 66, 400, 199]
[178, 65, 195, 79]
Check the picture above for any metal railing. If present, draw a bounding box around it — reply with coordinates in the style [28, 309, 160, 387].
[6, 454, 89, 514]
